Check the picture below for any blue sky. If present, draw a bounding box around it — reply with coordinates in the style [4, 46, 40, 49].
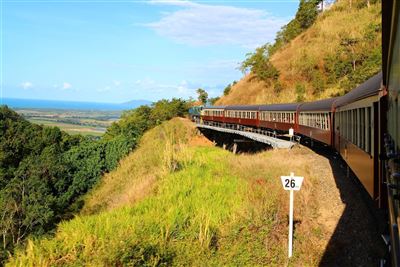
[2, 0, 299, 103]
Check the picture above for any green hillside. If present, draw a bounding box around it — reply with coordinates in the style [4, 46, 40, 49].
[7, 117, 365, 266]
[217, 0, 381, 105]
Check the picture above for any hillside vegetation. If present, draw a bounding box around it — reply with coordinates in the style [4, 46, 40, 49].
[217, 0, 381, 105]
[0, 106, 133, 263]
[8, 117, 362, 266]
[0, 99, 190, 264]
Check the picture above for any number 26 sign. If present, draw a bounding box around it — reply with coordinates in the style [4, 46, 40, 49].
[280, 174, 304, 191]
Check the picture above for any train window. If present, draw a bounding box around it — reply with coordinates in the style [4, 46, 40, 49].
[354, 109, 357, 145]
[366, 107, 371, 154]
[347, 110, 350, 141]
[360, 108, 365, 150]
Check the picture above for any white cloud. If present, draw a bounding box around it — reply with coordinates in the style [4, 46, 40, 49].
[113, 80, 121, 87]
[62, 82, 72, 90]
[20, 81, 33, 90]
[146, 1, 289, 48]
[131, 77, 222, 100]
[97, 86, 112, 93]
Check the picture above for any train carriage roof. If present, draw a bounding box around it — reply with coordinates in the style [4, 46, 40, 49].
[203, 106, 226, 110]
[225, 105, 261, 111]
[299, 97, 338, 112]
[334, 72, 382, 108]
[259, 103, 300, 111]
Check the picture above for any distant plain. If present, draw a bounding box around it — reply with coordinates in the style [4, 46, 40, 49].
[15, 108, 121, 136]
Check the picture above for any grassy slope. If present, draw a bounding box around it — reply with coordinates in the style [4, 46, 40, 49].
[217, 1, 381, 105]
[7, 118, 343, 266]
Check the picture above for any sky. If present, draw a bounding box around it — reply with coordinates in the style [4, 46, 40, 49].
[1, 0, 300, 103]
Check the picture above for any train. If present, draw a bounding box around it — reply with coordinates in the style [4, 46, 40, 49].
[383, 0, 400, 265]
[193, 1, 400, 264]
[199, 72, 383, 201]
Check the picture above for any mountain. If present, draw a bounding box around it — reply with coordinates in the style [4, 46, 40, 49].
[121, 99, 152, 108]
[217, 0, 381, 105]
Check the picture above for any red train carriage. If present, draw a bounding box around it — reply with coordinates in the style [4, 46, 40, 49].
[224, 105, 260, 128]
[297, 98, 338, 145]
[201, 106, 226, 124]
[258, 103, 299, 132]
[333, 72, 382, 199]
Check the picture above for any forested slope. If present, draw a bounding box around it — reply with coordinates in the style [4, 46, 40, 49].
[0, 106, 133, 263]
[217, 0, 381, 105]
[0, 98, 189, 264]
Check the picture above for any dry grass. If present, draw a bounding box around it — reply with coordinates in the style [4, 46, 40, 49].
[216, 1, 381, 105]
[81, 117, 198, 214]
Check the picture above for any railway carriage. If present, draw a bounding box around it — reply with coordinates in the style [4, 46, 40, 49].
[383, 0, 400, 264]
[258, 103, 299, 132]
[224, 105, 260, 128]
[333, 73, 382, 199]
[198, 0, 400, 262]
[297, 98, 337, 145]
[201, 106, 226, 124]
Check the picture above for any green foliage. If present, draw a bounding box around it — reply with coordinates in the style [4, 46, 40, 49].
[8, 148, 246, 266]
[270, 0, 321, 54]
[311, 71, 326, 95]
[104, 98, 189, 142]
[324, 22, 381, 95]
[208, 97, 220, 105]
[0, 105, 145, 264]
[240, 44, 279, 82]
[196, 88, 208, 104]
[223, 84, 231, 96]
[296, 83, 306, 102]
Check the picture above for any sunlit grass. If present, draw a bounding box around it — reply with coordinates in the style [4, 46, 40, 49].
[8, 119, 337, 266]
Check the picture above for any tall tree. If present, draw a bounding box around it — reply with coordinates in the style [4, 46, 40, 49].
[196, 88, 208, 104]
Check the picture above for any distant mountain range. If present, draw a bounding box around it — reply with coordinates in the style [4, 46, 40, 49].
[1, 98, 152, 111]
[121, 99, 152, 107]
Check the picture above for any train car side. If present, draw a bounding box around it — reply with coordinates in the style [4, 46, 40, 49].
[382, 0, 400, 264]
[201, 106, 226, 124]
[334, 73, 382, 199]
[259, 103, 299, 132]
[297, 98, 337, 146]
[224, 105, 260, 128]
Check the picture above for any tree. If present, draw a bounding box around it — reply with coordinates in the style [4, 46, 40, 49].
[196, 88, 208, 104]
[295, 83, 306, 102]
[240, 44, 279, 82]
[208, 97, 220, 105]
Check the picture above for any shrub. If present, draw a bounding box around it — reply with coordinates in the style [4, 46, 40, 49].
[296, 83, 306, 102]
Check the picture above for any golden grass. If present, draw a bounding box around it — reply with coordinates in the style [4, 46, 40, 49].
[81, 117, 198, 214]
[216, 1, 381, 105]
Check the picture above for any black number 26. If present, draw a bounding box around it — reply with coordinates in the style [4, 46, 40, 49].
[285, 179, 295, 188]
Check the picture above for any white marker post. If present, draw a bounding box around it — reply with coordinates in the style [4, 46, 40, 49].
[280, 172, 304, 258]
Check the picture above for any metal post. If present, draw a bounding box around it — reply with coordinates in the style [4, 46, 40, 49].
[289, 188, 294, 258]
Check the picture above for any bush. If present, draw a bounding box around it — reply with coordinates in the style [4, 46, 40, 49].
[311, 72, 326, 95]
[296, 83, 306, 102]
[240, 44, 279, 82]
[223, 84, 232, 96]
